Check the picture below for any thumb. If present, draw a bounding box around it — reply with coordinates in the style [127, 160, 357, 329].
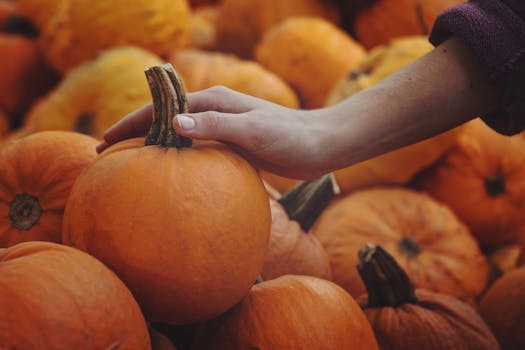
[173, 111, 252, 146]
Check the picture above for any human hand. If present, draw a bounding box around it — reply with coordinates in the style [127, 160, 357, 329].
[97, 86, 333, 179]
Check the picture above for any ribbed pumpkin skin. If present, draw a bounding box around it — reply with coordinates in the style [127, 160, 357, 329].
[479, 266, 525, 350]
[354, 0, 463, 49]
[261, 194, 332, 281]
[192, 275, 379, 350]
[0, 131, 98, 247]
[169, 49, 299, 108]
[359, 290, 501, 350]
[0, 241, 151, 349]
[414, 119, 525, 248]
[62, 138, 271, 325]
[312, 187, 489, 302]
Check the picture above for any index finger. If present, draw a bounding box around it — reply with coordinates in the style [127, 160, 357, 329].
[103, 103, 153, 144]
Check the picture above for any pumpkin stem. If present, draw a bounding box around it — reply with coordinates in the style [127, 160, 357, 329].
[9, 193, 42, 230]
[144, 64, 192, 148]
[278, 173, 340, 232]
[358, 243, 418, 308]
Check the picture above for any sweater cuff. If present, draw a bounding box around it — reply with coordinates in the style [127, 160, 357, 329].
[429, 1, 525, 135]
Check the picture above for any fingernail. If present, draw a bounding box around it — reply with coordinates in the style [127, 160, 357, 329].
[176, 115, 195, 130]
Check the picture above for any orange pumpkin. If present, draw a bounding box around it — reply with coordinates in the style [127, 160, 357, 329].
[312, 187, 489, 302]
[357, 244, 500, 350]
[188, 4, 219, 50]
[216, 0, 340, 58]
[39, 0, 191, 72]
[479, 265, 525, 350]
[0, 131, 98, 247]
[0, 241, 151, 349]
[341, 0, 463, 49]
[168, 49, 299, 108]
[255, 16, 366, 109]
[261, 175, 335, 281]
[192, 275, 379, 349]
[0, 1, 58, 122]
[413, 119, 525, 248]
[62, 64, 271, 325]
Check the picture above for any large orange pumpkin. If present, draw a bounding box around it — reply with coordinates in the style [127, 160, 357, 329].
[357, 244, 500, 350]
[192, 275, 379, 349]
[413, 119, 525, 248]
[261, 175, 335, 281]
[62, 64, 271, 325]
[0, 131, 98, 247]
[312, 187, 489, 302]
[0, 241, 151, 349]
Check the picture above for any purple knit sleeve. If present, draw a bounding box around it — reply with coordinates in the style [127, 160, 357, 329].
[429, 1, 525, 135]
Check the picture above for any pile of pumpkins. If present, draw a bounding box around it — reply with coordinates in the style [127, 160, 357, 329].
[1, 0, 525, 349]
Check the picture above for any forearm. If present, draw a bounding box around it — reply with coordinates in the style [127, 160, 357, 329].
[317, 37, 499, 172]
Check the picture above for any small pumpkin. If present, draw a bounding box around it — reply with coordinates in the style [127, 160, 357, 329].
[168, 49, 299, 108]
[325, 36, 462, 193]
[0, 0, 58, 122]
[23, 46, 163, 139]
[413, 118, 525, 248]
[479, 265, 525, 350]
[0, 131, 98, 247]
[312, 187, 489, 302]
[255, 16, 366, 109]
[338, 0, 463, 49]
[261, 175, 335, 281]
[192, 275, 380, 349]
[62, 64, 271, 325]
[357, 244, 501, 350]
[38, 0, 191, 72]
[216, 0, 340, 58]
[0, 241, 151, 349]
[188, 4, 219, 50]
